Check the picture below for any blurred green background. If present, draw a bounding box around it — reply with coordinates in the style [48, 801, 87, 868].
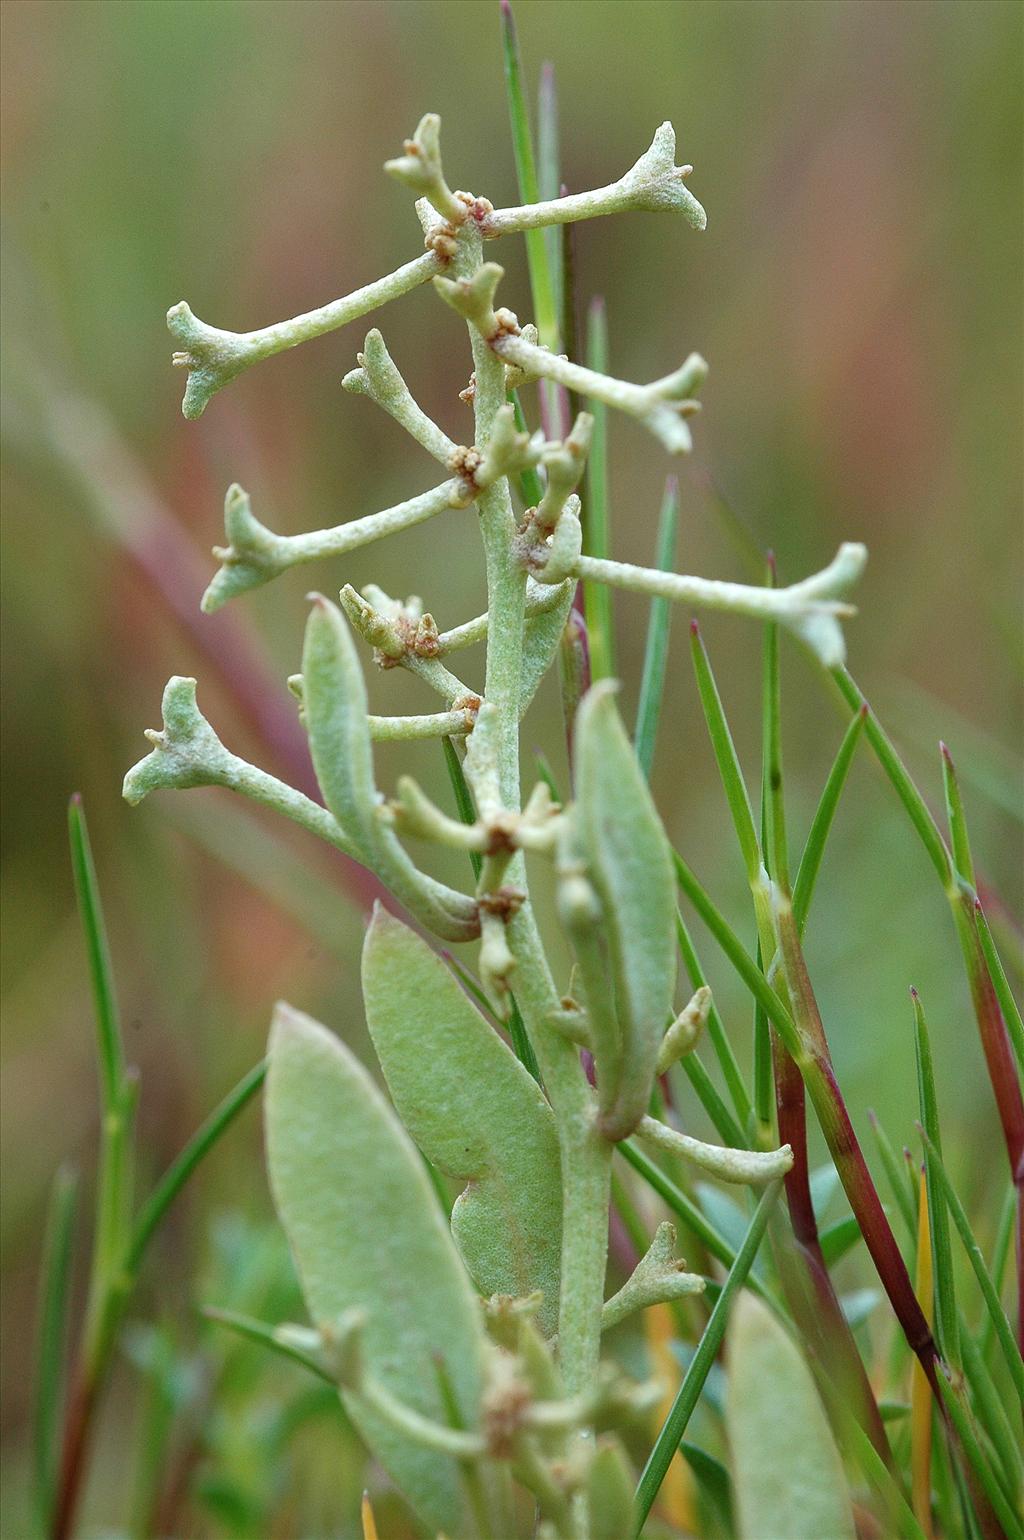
[2, 1, 1021, 1534]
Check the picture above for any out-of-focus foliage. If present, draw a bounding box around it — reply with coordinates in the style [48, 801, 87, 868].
[1, 2, 1021, 1534]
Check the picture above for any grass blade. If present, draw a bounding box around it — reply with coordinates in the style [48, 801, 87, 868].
[910, 1168, 934, 1538]
[127, 1061, 267, 1272]
[618, 1142, 772, 1303]
[675, 1053, 747, 1149]
[68, 795, 125, 1112]
[941, 742, 976, 883]
[936, 1366, 1024, 1540]
[537, 61, 562, 327]
[842, 1412, 928, 1540]
[675, 910, 752, 1131]
[792, 704, 868, 934]
[673, 853, 801, 1061]
[912, 990, 958, 1365]
[829, 668, 952, 886]
[581, 297, 615, 682]
[916, 1129, 1023, 1406]
[867, 1110, 918, 1241]
[499, 0, 559, 352]
[508, 391, 545, 507]
[760, 557, 789, 889]
[33, 1165, 78, 1537]
[960, 1325, 1023, 1509]
[441, 737, 482, 880]
[819, 1213, 865, 1268]
[974, 899, 1024, 1073]
[689, 621, 761, 885]
[633, 1180, 783, 1532]
[634, 477, 679, 780]
[979, 1184, 1016, 1367]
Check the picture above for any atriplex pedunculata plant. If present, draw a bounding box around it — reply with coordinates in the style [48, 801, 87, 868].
[112, 39, 1023, 1540]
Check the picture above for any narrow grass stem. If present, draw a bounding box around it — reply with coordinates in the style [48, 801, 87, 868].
[456, 225, 608, 1401]
[33, 1167, 78, 1538]
[633, 1180, 783, 1531]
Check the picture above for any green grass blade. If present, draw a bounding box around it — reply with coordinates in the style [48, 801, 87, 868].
[760, 558, 789, 890]
[676, 1053, 747, 1149]
[752, 941, 774, 1138]
[202, 1306, 332, 1383]
[634, 477, 679, 780]
[582, 297, 615, 682]
[675, 910, 752, 1130]
[940, 743, 976, 883]
[508, 391, 545, 507]
[867, 1110, 918, 1241]
[673, 853, 802, 1062]
[634, 1180, 783, 1532]
[127, 1061, 267, 1272]
[679, 1442, 735, 1536]
[68, 795, 125, 1111]
[533, 749, 562, 804]
[911, 991, 958, 1364]
[974, 900, 1024, 1073]
[842, 1413, 928, 1540]
[936, 1367, 1024, 1540]
[792, 705, 868, 934]
[537, 61, 562, 327]
[506, 998, 541, 1083]
[820, 1213, 865, 1268]
[960, 1324, 1023, 1508]
[979, 1183, 1015, 1366]
[33, 1165, 78, 1537]
[499, 0, 559, 351]
[830, 668, 952, 887]
[617, 1142, 774, 1309]
[690, 623, 761, 884]
[441, 736, 483, 880]
[916, 1128, 1023, 1406]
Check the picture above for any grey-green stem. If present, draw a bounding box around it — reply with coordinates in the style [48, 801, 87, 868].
[169, 252, 442, 420]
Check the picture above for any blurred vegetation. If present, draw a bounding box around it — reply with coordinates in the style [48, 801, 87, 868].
[1, 1, 1021, 1534]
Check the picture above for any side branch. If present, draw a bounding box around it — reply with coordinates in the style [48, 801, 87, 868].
[169, 251, 442, 420]
[203, 478, 470, 612]
[572, 545, 867, 667]
[433, 263, 707, 454]
[478, 121, 707, 235]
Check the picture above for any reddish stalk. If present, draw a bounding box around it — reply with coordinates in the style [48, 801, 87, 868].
[772, 1036, 895, 1469]
[774, 900, 942, 1391]
[52, 1368, 96, 1540]
[833, 670, 1024, 1344]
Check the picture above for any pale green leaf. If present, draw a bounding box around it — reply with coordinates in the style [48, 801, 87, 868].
[301, 596, 477, 941]
[519, 580, 575, 717]
[575, 682, 676, 1136]
[726, 1292, 856, 1540]
[265, 1001, 486, 1537]
[362, 906, 563, 1334]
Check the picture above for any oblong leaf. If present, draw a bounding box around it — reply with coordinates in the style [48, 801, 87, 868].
[575, 681, 676, 1136]
[519, 579, 575, 717]
[265, 1001, 486, 1536]
[362, 906, 563, 1334]
[302, 596, 477, 941]
[726, 1291, 856, 1540]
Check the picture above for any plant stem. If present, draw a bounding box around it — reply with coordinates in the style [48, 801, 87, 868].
[458, 226, 609, 1405]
